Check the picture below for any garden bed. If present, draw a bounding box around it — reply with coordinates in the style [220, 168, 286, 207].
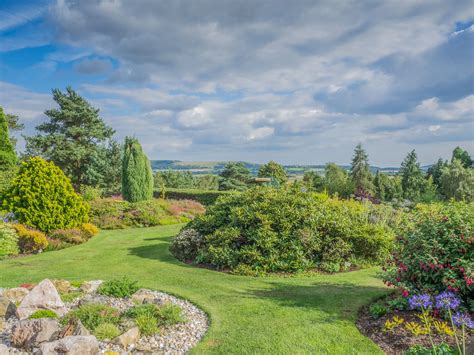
[0, 278, 208, 354]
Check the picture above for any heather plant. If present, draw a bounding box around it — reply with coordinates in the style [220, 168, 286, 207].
[1, 157, 89, 232]
[383, 201, 473, 302]
[13, 224, 48, 253]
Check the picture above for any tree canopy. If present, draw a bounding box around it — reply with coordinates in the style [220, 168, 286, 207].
[350, 143, 373, 193]
[399, 150, 425, 200]
[0, 107, 17, 170]
[219, 162, 252, 191]
[258, 161, 288, 186]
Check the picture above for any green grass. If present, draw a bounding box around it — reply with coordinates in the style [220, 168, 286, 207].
[0, 225, 389, 354]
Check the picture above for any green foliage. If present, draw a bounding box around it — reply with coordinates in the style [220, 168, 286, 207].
[94, 322, 120, 340]
[374, 172, 402, 201]
[169, 229, 204, 261]
[155, 188, 237, 206]
[369, 303, 387, 319]
[452, 146, 472, 168]
[49, 224, 98, 245]
[324, 163, 353, 198]
[24, 87, 117, 189]
[1, 157, 89, 232]
[5, 112, 24, 149]
[427, 158, 448, 189]
[0, 167, 18, 195]
[98, 276, 139, 298]
[258, 161, 288, 186]
[302, 171, 325, 192]
[29, 309, 58, 319]
[122, 137, 154, 202]
[0, 223, 19, 258]
[350, 144, 373, 193]
[13, 224, 48, 253]
[383, 201, 473, 301]
[194, 174, 220, 190]
[155, 170, 195, 189]
[135, 313, 159, 335]
[403, 343, 454, 355]
[219, 162, 252, 191]
[157, 304, 185, 326]
[80, 185, 103, 201]
[173, 187, 396, 274]
[60, 291, 83, 302]
[0, 107, 17, 170]
[126, 303, 183, 335]
[440, 159, 474, 201]
[400, 150, 425, 201]
[63, 303, 121, 331]
[387, 296, 408, 311]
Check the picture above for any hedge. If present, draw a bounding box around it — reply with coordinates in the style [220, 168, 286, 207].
[154, 188, 239, 206]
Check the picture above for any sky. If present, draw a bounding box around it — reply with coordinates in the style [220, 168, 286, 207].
[0, 0, 473, 166]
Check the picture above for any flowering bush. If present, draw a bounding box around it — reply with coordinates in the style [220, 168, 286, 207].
[13, 224, 48, 253]
[383, 202, 473, 301]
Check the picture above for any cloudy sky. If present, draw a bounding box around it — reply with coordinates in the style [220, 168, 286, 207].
[0, 0, 473, 166]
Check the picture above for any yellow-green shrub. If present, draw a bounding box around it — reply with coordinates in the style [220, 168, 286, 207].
[80, 223, 99, 238]
[13, 224, 48, 253]
[1, 157, 89, 232]
[0, 222, 19, 257]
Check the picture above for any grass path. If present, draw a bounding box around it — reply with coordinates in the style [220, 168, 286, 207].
[0, 225, 389, 354]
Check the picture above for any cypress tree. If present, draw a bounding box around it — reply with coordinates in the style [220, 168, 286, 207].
[350, 143, 373, 193]
[122, 137, 153, 202]
[0, 107, 17, 170]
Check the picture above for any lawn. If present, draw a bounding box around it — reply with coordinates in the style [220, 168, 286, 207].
[0, 225, 389, 354]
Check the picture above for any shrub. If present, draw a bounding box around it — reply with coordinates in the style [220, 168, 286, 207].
[0, 222, 19, 258]
[171, 186, 396, 274]
[98, 277, 139, 298]
[383, 201, 473, 302]
[135, 313, 159, 336]
[94, 322, 120, 340]
[155, 188, 237, 206]
[1, 157, 89, 232]
[369, 303, 387, 319]
[29, 310, 58, 319]
[80, 185, 103, 202]
[0, 167, 18, 195]
[125, 303, 183, 334]
[80, 223, 99, 238]
[13, 224, 48, 254]
[157, 304, 184, 326]
[63, 304, 121, 330]
[122, 137, 153, 203]
[49, 228, 85, 244]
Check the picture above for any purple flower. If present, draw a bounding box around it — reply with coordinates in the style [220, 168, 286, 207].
[408, 294, 433, 310]
[1, 212, 17, 223]
[452, 312, 474, 329]
[435, 291, 461, 310]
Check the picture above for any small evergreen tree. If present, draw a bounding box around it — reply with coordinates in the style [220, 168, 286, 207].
[350, 143, 373, 193]
[452, 146, 472, 168]
[122, 137, 153, 202]
[427, 158, 448, 188]
[0, 107, 17, 170]
[5, 112, 24, 149]
[399, 150, 425, 201]
[218, 162, 251, 191]
[258, 161, 288, 186]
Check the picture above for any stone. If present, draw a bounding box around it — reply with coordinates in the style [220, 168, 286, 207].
[51, 279, 71, 294]
[80, 280, 103, 294]
[11, 319, 60, 348]
[3, 287, 29, 303]
[0, 296, 16, 319]
[60, 319, 90, 338]
[131, 289, 157, 304]
[112, 327, 140, 348]
[39, 335, 99, 355]
[16, 279, 67, 320]
[0, 344, 8, 354]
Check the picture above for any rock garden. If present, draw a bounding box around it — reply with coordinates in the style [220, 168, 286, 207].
[0, 277, 208, 354]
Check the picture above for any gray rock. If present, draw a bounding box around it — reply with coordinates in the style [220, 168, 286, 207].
[112, 326, 140, 348]
[0, 296, 16, 319]
[39, 335, 99, 355]
[80, 280, 103, 294]
[51, 279, 71, 294]
[16, 279, 67, 320]
[0, 344, 8, 354]
[11, 319, 60, 349]
[131, 289, 157, 304]
[3, 287, 29, 303]
[60, 319, 90, 338]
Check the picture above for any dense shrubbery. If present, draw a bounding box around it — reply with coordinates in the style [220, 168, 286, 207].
[0, 222, 19, 258]
[171, 187, 398, 274]
[49, 223, 99, 245]
[155, 188, 238, 206]
[1, 157, 89, 232]
[383, 202, 473, 302]
[13, 224, 49, 254]
[89, 197, 204, 229]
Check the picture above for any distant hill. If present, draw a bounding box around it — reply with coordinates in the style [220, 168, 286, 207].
[150, 160, 428, 176]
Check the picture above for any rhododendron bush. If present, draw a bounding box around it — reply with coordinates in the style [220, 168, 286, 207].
[383, 202, 473, 302]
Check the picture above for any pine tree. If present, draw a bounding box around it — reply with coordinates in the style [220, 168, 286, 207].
[452, 146, 472, 168]
[350, 143, 373, 193]
[0, 107, 17, 170]
[258, 161, 288, 186]
[122, 137, 153, 202]
[426, 158, 448, 188]
[399, 150, 425, 200]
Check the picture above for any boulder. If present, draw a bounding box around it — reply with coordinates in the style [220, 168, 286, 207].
[3, 287, 29, 303]
[80, 280, 103, 294]
[131, 289, 157, 304]
[39, 335, 99, 355]
[112, 327, 140, 348]
[51, 279, 71, 294]
[11, 319, 60, 348]
[0, 296, 16, 319]
[16, 279, 67, 320]
[0, 344, 8, 354]
[59, 319, 90, 338]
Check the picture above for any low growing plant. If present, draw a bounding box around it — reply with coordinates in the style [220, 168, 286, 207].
[0, 222, 19, 258]
[369, 303, 388, 319]
[94, 322, 121, 340]
[13, 224, 48, 254]
[63, 304, 121, 331]
[98, 277, 139, 298]
[29, 309, 58, 319]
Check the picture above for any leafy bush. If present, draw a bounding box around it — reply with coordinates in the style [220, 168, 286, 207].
[89, 197, 204, 229]
[383, 201, 473, 302]
[79, 185, 103, 201]
[49, 228, 85, 244]
[369, 303, 387, 319]
[98, 277, 139, 298]
[172, 187, 397, 274]
[80, 223, 99, 238]
[1, 157, 89, 232]
[0, 222, 19, 258]
[29, 310, 58, 319]
[169, 229, 204, 261]
[155, 188, 238, 206]
[94, 322, 120, 340]
[13, 224, 48, 254]
[63, 304, 121, 330]
[0, 167, 18, 195]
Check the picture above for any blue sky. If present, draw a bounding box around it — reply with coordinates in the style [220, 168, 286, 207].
[0, 0, 473, 166]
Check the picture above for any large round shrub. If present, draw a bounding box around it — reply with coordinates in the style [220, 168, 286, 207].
[383, 202, 473, 301]
[171, 187, 396, 274]
[1, 157, 89, 232]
